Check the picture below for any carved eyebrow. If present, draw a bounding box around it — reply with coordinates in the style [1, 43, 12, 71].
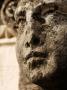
[41, 2, 67, 17]
[32, 3, 58, 16]
[32, 3, 58, 23]
[41, 3, 58, 15]
[56, 2, 67, 15]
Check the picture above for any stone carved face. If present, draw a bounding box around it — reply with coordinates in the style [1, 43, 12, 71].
[1, 0, 67, 83]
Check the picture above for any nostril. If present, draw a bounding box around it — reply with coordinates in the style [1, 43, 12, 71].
[25, 42, 30, 48]
[31, 35, 40, 46]
[25, 36, 40, 48]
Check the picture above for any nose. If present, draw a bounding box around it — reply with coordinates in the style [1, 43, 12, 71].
[15, 6, 45, 47]
[25, 34, 40, 48]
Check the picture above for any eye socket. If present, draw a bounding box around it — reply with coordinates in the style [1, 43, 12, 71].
[14, 9, 26, 24]
[32, 3, 58, 23]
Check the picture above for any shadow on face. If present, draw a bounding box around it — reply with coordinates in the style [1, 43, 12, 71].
[1, 0, 67, 86]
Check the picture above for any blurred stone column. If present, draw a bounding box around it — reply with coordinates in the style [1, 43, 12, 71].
[0, 37, 19, 90]
[0, 25, 19, 90]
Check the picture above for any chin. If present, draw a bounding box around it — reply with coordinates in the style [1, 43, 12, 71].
[22, 54, 57, 83]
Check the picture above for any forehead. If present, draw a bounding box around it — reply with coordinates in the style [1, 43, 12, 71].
[18, 0, 66, 8]
[19, 0, 64, 4]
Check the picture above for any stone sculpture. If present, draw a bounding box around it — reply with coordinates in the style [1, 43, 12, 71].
[1, 0, 67, 90]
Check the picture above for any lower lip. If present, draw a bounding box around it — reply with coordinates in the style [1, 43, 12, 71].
[27, 57, 46, 62]
[27, 57, 46, 68]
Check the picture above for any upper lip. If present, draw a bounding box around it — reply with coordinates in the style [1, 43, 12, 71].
[25, 51, 48, 60]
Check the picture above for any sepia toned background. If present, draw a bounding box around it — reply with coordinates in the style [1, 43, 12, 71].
[0, 1, 19, 90]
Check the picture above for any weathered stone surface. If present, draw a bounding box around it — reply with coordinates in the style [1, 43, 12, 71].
[1, 0, 67, 90]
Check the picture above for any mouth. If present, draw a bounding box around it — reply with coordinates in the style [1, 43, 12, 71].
[25, 51, 48, 69]
[25, 51, 48, 60]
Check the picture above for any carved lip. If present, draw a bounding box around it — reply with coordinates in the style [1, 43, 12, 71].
[25, 51, 48, 60]
[27, 57, 46, 69]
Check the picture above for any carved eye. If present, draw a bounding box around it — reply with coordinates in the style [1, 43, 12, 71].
[32, 3, 58, 23]
[14, 7, 26, 24]
[32, 5, 45, 23]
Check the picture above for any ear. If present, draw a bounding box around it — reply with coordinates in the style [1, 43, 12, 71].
[1, 0, 18, 27]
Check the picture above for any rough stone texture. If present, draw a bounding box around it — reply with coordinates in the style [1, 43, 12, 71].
[1, 0, 67, 90]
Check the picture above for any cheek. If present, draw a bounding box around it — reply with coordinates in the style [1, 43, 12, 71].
[16, 34, 25, 63]
[46, 25, 66, 51]
[16, 32, 30, 62]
